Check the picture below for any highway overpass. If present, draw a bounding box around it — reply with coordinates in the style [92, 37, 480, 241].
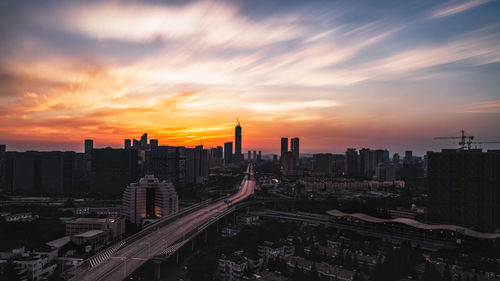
[65, 164, 256, 281]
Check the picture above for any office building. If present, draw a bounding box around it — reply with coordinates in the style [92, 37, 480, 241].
[282, 151, 295, 176]
[0, 144, 5, 190]
[393, 153, 400, 166]
[375, 162, 396, 181]
[257, 151, 262, 161]
[124, 139, 131, 149]
[122, 175, 179, 225]
[404, 150, 413, 164]
[313, 153, 333, 176]
[65, 217, 125, 240]
[345, 148, 359, 178]
[150, 139, 158, 147]
[280, 138, 288, 164]
[234, 123, 243, 161]
[291, 137, 300, 167]
[332, 154, 345, 176]
[253, 151, 256, 161]
[91, 148, 140, 194]
[149, 146, 186, 187]
[84, 139, 93, 155]
[224, 142, 233, 165]
[428, 149, 500, 232]
[141, 133, 148, 148]
[248, 151, 251, 161]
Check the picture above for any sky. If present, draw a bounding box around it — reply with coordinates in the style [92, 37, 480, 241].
[0, 0, 499, 155]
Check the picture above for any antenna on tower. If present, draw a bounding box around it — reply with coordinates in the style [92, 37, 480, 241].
[237, 117, 240, 126]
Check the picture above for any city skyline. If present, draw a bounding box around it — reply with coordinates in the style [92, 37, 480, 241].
[1, 0, 500, 155]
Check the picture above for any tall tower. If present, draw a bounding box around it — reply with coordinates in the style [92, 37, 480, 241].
[291, 137, 300, 168]
[235, 121, 242, 156]
[280, 138, 288, 163]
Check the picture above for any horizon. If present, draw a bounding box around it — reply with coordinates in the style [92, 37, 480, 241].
[1, 0, 500, 155]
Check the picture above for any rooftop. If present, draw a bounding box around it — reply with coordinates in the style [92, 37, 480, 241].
[73, 230, 105, 238]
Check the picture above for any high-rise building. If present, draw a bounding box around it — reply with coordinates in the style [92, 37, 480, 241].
[140, 133, 148, 149]
[428, 149, 500, 232]
[282, 151, 295, 176]
[404, 150, 413, 164]
[122, 175, 179, 225]
[393, 153, 400, 166]
[345, 148, 359, 178]
[148, 146, 186, 187]
[280, 138, 288, 164]
[150, 139, 158, 147]
[332, 154, 346, 176]
[235, 123, 242, 156]
[376, 162, 395, 182]
[0, 144, 5, 190]
[91, 148, 140, 194]
[84, 139, 93, 154]
[124, 139, 131, 149]
[257, 151, 262, 161]
[291, 137, 300, 167]
[253, 151, 257, 161]
[313, 153, 333, 176]
[224, 142, 233, 165]
[248, 151, 251, 161]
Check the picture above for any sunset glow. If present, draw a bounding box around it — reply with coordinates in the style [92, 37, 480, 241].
[1, 0, 499, 154]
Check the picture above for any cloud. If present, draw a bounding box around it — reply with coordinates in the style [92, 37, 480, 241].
[466, 100, 500, 113]
[430, 0, 491, 19]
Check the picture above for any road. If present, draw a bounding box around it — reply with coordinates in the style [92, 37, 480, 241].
[71, 165, 255, 281]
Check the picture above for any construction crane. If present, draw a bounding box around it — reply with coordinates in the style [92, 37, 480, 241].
[434, 130, 474, 150]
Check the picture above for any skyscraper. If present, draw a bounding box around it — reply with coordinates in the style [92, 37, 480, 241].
[428, 149, 500, 232]
[140, 133, 148, 149]
[84, 139, 93, 154]
[280, 138, 288, 164]
[291, 137, 300, 168]
[235, 123, 242, 156]
[124, 139, 131, 149]
[345, 148, 359, 178]
[122, 175, 179, 225]
[224, 142, 233, 165]
[248, 150, 251, 161]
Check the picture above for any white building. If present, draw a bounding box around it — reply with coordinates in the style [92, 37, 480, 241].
[122, 175, 179, 225]
[13, 248, 58, 281]
[217, 255, 247, 281]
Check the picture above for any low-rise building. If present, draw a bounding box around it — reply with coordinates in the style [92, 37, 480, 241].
[4, 212, 34, 222]
[257, 242, 295, 264]
[65, 217, 125, 240]
[71, 230, 108, 250]
[13, 251, 57, 281]
[218, 254, 248, 281]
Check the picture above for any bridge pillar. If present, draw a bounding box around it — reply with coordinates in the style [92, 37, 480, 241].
[153, 260, 162, 280]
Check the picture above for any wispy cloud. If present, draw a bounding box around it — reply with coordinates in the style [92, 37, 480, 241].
[430, 0, 491, 19]
[466, 100, 500, 113]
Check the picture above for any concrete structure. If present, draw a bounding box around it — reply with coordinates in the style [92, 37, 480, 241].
[428, 149, 500, 232]
[91, 148, 140, 194]
[345, 148, 359, 178]
[224, 142, 233, 165]
[290, 137, 299, 168]
[280, 138, 288, 165]
[122, 175, 179, 225]
[218, 255, 247, 281]
[71, 230, 108, 250]
[313, 153, 333, 176]
[65, 217, 125, 240]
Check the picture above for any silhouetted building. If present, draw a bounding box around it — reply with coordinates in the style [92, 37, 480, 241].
[122, 175, 178, 225]
[0, 144, 5, 190]
[248, 151, 251, 161]
[124, 139, 131, 149]
[345, 148, 359, 178]
[211, 146, 223, 159]
[428, 149, 500, 232]
[4, 151, 86, 193]
[84, 140, 93, 155]
[393, 153, 400, 166]
[150, 139, 158, 148]
[291, 137, 300, 168]
[224, 142, 233, 165]
[209, 146, 224, 168]
[280, 138, 288, 165]
[141, 133, 148, 149]
[272, 154, 278, 163]
[404, 150, 413, 164]
[257, 151, 262, 161]
[383, 149, 390, 162]
[332, 154, 345, 176]
[234, 123, 243, 163]
[253, 151, 256, 161]
[376, 162, 396, 181]
[282, 151, 295, 176]
[148, 146, 186, 187]
[313, 153, 333, 176]
[91, 148, 140, 194]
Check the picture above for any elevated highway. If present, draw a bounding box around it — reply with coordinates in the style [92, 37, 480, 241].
[67, 165, 256, 281]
